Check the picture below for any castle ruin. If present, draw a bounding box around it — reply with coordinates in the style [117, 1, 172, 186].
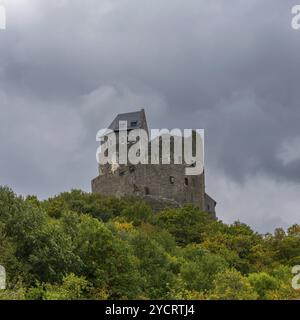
[92, 109, 216, 217]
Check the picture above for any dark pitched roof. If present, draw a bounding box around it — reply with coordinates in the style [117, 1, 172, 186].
[108, 109, 146, 131]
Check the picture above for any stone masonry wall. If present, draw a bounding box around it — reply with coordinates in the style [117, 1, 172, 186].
[92, 163, 205, 211]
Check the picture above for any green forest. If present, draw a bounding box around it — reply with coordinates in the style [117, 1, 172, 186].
[0, 186, 299, 300]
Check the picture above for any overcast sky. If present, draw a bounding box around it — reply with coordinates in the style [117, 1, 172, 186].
[0, 0, 299, 232]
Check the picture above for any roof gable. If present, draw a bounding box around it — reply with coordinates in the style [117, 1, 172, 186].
[108, 109, 147, 131]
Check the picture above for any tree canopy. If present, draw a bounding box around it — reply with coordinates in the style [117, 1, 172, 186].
[0, 187, 299, 300]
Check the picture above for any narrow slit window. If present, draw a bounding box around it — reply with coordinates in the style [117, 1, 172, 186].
[144, 187, 150, 195]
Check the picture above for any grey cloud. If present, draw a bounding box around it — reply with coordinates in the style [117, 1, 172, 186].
[0, 0, 299, 231]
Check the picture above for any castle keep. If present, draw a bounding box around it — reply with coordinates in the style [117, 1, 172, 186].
[91, 109, 216, 216]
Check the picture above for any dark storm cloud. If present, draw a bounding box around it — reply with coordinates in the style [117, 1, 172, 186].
[0, 0, 300, 231]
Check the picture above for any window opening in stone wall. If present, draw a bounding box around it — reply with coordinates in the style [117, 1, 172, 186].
[170, 176, 175, 184]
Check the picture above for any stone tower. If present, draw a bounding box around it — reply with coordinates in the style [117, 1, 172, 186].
[92, 109, 216, 216]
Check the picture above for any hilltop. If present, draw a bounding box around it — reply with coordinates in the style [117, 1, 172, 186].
[0, 187, 299, 300]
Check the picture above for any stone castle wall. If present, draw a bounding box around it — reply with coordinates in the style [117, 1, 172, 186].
[92, 109, 215, 215]
[91, 163, 205, 211]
